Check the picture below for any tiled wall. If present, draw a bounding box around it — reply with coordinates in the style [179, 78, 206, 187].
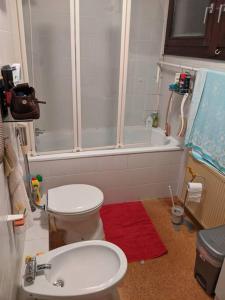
[0, 1, 14, 65]
[0, 1, 23, 300]
[0, 0, 21, 66]
[0, 164, 18, 300]
[159, 55, 225, 136]
[30, 150, 184, 203]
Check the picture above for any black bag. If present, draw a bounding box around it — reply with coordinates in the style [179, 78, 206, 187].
[10, 83, 45, 120]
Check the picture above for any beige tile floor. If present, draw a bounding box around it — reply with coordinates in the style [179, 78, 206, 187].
[117, 199, 212, 300]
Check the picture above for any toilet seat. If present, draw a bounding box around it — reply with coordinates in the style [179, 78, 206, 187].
[47, 184, 104, 215]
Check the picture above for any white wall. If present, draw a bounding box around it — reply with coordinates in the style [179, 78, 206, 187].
[0, 0, 21, 66]
[159, 55, 225, 132]
[0, 1, 24, 300]
[0, 164, 18, 300]
[0, 1, 14, 65]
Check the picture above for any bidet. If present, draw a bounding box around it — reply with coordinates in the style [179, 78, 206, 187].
[21, 240, 127, 300]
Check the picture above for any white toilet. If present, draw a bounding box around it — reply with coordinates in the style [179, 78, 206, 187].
[21, 240, 127, 300]
[47, 184, 104, 244]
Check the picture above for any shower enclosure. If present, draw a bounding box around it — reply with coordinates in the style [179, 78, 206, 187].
[19, 0, 165, 154]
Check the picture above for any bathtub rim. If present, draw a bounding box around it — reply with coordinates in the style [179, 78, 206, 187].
[29, 144, 183, 162]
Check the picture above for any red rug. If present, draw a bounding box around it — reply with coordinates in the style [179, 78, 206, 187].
[100, 201, 167, 263]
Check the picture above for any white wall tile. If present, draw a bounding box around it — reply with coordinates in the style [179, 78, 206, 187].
[0, 164, 18, 300]
[0, 2, 24, 299]
[97, 155, 127, 171]
[25, 223, 48, 241]
[23, 238, 49, 258]
[103, 181, 178, 203]
[127, 151, 182, 169]
[31, 150, 184, 204]
[32, 209, 48, 225]
[30, 156, 98, 177]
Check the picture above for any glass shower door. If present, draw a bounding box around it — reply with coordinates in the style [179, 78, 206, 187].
[22, 0, 75, 152]
[123, 0, 164, 145]
[79, 0, 123, 148]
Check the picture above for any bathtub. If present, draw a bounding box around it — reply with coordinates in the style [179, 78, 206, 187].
[29, 126, 184, 203]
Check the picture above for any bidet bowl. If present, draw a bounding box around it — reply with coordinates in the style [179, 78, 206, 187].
[22, 240, 127, 300]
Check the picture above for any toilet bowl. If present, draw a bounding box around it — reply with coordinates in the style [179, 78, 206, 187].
[47, 184, 104, 244]
[21, 240, 127, 300]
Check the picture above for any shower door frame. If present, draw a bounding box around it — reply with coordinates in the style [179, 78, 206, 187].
[16, 0, 134, 155]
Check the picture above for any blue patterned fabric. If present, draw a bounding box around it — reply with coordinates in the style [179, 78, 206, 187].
[185, 69, 225, 174]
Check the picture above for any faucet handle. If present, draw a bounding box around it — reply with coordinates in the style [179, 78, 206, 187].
[36, 264, 51, 271]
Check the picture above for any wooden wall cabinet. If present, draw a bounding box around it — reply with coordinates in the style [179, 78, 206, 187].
[164, 0, 225, 60]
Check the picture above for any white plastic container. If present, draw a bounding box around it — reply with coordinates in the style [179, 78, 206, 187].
[171, 206, 184, 225]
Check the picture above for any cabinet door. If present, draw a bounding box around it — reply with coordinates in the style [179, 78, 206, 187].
[213, 0, 225, 59]
[164, 0, 218, 58]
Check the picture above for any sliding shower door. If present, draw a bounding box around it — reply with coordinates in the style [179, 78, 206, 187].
[20, 0, 164, 153]
[123, 0, 164, 145]
[22, 0, 75, 152]
[79, 0, 123, 148]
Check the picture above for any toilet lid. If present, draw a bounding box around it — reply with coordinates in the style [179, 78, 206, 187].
[47, 184, 104, 214]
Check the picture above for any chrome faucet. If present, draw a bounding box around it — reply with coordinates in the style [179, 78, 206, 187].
[24, 256, 51, 285]
[36, 263, 52, 271]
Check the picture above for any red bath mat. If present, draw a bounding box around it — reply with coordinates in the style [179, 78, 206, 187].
[100, 201, 167, 263]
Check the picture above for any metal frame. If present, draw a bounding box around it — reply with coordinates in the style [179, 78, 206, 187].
[16, 0, 36, 156]
[158, 61, 199, 72]
[74, 0, 82, 151]
[116, 0, 131, 148]
[70, 0, 78, 151]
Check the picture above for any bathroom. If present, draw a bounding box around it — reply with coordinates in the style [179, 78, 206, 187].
[1, 0, 225, 299]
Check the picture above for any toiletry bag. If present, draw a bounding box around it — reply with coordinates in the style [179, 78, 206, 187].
[10, 83, 46, 120]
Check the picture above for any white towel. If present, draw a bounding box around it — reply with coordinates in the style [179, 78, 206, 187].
[4, 139, 33, 229]
[0, 114, 4, 163]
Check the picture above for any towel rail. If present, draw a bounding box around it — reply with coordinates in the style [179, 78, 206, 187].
[0, 214, 24, 222]
[158, 61, 199, 72]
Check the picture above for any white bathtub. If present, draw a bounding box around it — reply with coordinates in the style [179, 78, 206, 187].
[30, 126, 184, 203]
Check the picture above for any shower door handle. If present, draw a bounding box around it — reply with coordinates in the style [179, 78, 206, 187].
[217, 4, 225, 23]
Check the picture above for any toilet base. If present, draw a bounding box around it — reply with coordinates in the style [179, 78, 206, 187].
[49, 212, 105, 244]
[64, 218, 105, 244]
